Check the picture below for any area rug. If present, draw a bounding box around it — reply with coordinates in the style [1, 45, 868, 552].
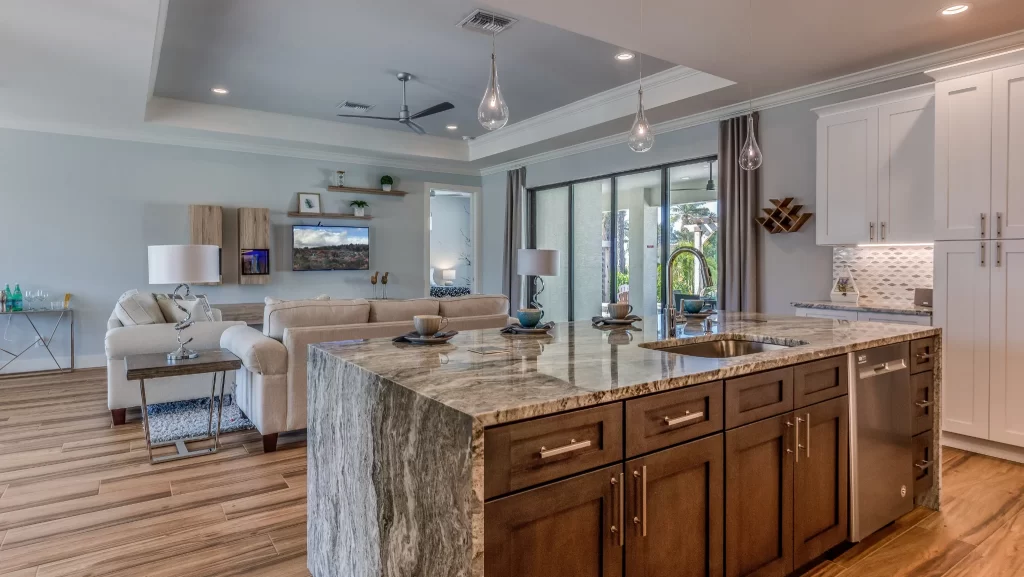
[145, 395, 254, 444]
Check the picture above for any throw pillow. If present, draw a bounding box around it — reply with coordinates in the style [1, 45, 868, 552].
[156, 294, 214, 323]
[114, 290, 165, 326]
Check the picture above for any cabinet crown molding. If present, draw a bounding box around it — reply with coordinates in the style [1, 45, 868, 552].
[925, 47, 1024, 82]
[813, 85, 935, 118]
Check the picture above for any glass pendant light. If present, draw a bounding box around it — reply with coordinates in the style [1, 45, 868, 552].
[627, 0, 653, 152]
[738, 114, 763, 171]
[478, 25, 509, 131]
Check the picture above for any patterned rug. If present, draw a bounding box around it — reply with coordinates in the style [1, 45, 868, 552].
[145, 395, 254, 444]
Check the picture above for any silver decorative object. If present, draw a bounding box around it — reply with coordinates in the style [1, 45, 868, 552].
[166, 284, 212, 361]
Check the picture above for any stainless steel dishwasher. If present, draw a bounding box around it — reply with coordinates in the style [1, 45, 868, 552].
[849, 342, 913, 542]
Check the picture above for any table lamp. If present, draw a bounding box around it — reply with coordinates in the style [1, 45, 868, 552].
[148, 245, 221, 360]
[442, 269, 457, 286]
[517, 249, 560, 309]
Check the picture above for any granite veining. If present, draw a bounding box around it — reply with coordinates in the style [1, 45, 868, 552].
[792, 300, 934, 316]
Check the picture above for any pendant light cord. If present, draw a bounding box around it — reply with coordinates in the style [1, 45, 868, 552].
[747, 0, 754, 115]
[638, 0, 644, 92]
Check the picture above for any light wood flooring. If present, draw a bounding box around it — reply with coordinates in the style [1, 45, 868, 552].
[1, 369, 1023, 576]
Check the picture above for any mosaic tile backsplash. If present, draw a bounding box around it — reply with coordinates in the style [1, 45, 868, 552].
[833, 246, 934, 304]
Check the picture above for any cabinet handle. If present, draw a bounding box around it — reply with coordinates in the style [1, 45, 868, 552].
[795, 417, 802, 463]
[805, 413, 811, 459]
[915, 400, 933, 408]
[618, 473, 625, 546]
[997, 242, 1003, 267]
[610, 475, 621, 544]
[539, 439, 591, 459]
[880, 221, 886, 241]
[869, 222, 875, 241]
[997, 212, 1003, 238]
[785, 420, 795, 454]
[982, 213, 987, 238]
[633, 467, 647, 537]
[915, 352, 933, 362]
[663, 410, 704, 427]
[915, 460, 933, 471]
[981, 242, 987, 267]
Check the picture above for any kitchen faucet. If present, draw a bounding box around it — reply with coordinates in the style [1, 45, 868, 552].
[663, 246, 716, 336]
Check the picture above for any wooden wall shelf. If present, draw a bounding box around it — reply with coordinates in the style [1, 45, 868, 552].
[188, 205, 223, 285]
[755, 198, 813, 234]
[287, 212, 372, 220]
[327, 185, 406, 197]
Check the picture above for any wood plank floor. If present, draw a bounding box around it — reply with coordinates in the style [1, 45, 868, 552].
[2, 369, 1023, 576]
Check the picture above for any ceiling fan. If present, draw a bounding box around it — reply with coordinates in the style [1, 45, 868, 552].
[670, 160, 717, 192]
[336, 72, 453, 135]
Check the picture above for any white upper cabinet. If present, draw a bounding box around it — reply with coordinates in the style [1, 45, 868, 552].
[935, 73, 993, 241]
[815, 87, 934, 246]
[992, 64, 1024, 240]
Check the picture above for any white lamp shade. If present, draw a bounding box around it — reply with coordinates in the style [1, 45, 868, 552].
[442, 269, 457, 281]
[518, 249, 560, 276]
[148, 245, 221, 285]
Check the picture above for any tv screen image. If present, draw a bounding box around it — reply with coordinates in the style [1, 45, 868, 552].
[292, 225, 370, 271]
[241, 249, 270, 275]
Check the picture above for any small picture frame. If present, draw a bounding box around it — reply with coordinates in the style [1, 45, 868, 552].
[297, 192, 321, 214]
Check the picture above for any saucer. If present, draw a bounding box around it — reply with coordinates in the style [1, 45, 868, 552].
[683, 311, 714, 320]
[394, 331, 458, 345]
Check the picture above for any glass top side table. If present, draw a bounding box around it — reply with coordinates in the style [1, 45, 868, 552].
[0, 308, 74, 375]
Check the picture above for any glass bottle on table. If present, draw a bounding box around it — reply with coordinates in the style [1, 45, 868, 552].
[13, 284, 22, 311]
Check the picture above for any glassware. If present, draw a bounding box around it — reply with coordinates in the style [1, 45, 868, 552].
[39, 291, 49, 310]
[51, 301, 63, 311]
[738, 114, 763, 171]
[627, 88, 654, 153]
[477, 31, 509, 131]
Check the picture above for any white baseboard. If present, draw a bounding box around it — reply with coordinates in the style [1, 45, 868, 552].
[0, 353, 106, 375]
[941, 431, 1024, 465]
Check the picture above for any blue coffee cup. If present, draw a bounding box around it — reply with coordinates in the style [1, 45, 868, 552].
[682, 299, 705, 314]
[517, 308, 544, 328]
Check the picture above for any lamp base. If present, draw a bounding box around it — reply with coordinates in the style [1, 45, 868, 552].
[529, 276, 546, 309]
[167, 346, 200, 361]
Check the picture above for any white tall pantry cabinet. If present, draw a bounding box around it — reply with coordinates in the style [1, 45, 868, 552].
[930, 50, 1024, 453]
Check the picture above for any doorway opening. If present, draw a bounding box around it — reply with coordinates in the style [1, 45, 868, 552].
[428, 189, 477, 297]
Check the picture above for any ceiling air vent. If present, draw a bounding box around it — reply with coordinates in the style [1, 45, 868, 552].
[336, 101, 375, 113]
[457, 9, 517, 35]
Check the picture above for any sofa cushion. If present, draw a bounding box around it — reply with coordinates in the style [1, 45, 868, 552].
[263, 298, 370, 340]
[369, 298, 440, 323]
[156, 295, 214, 323]
[264, 294, 330, 306]
[113, 290, 164, 326]
[220, 325, 287, 376]
[438, 294, 510, 318]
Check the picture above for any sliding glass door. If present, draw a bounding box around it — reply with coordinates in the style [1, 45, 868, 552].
[614, 170, 663, 317]
[571, 179, 612, 319]
[532, 186, 570, 322]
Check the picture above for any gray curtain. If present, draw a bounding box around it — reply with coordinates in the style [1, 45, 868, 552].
[501, 167, 526, 309]
[718, 113, 760, 312]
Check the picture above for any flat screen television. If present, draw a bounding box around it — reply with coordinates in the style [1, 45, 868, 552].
[292, 225, 370, 271]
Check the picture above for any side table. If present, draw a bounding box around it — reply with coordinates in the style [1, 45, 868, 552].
[125, 349, 242, 464]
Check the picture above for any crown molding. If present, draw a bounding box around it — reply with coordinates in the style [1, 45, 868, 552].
[812, 85, 934, 118]
[480, 27, 1024, 175]
[925, 46, 1024, 81]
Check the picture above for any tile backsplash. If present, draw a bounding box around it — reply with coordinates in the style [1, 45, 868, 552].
[833, 246, 933, 304]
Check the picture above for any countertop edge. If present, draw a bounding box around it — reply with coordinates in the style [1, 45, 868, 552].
[792, 300, 933, 316]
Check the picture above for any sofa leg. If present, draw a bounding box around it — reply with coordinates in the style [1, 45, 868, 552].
[111, 408, 126, 426]
[262, 433, 279, 453]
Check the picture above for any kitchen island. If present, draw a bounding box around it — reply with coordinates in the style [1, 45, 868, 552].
[307, 313, 941, 577]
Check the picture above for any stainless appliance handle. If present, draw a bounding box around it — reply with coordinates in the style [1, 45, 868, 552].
[795, 416, 803, 463]
[663, 411, 704, 427]
[859, 359, 908, 379]
[539, 439, 591, 459]
[982, 213, 987, 238]
[915, 460, 933, 470]
[633, 467, 648, 537]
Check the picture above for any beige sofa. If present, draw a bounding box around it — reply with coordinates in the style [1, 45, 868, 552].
[220, 295, 510, 451]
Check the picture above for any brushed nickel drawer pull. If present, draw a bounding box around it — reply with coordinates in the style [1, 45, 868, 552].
[610, 475, 618, 540]
[795, 416, 804, 463]
[982, 213, 987, 238]
[997, 212, 1003, 237]
[915, 352, 933, 362]
[869, 222, 875, 241]
[915, 460, 933, 470]
[610, 473, 624, 546]
[881, 221, 886, 241]
[915, 400, 933, 408]
[663, 411, 704, 427]
[805, 413, 811, 459]
[539, 439, 591, 459]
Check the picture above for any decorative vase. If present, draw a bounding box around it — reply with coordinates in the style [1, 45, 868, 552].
[354, 206, 365, 217]
[382, 184, 392, 192]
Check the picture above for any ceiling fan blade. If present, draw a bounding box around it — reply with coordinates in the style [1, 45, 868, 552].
[405, 121, 427, 135]
[410, 102, 454, 119]
[336, 114, 401, 120]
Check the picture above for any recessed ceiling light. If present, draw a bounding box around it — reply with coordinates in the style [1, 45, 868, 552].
[446, 124, 458, 131]
[211, 87, 229, 95]
[940, 4, 970, 15]
[615, 51, 635, 61]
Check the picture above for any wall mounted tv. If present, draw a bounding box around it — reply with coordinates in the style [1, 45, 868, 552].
[292, 225, 370, 271]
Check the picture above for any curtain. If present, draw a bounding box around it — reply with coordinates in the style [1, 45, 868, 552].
[501, 167, 526, 309]
[718, 113, 761, 312]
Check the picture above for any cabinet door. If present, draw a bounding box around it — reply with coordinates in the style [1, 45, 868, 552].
[793, 396, 849, 568]
[992, 64, 1024, 240]
[794, 308, 859, 322]
[990, 240, 1024, 447]
[485, 463, 623, 577]
[934, 241, 990, 438]
[878, 96, 934, 243]
[625, 434, 724, 577]
[856, 311, 933, 326]
[725, 413, 794, 577]
[817, 108, 878, 245]
[935, 73, 993, 240]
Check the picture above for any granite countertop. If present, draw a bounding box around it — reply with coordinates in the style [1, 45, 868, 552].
[792, 300, 933, 316]
[310, 312, 939, 428]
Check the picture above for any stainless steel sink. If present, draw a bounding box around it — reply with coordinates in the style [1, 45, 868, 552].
[652, 339, 793, 358]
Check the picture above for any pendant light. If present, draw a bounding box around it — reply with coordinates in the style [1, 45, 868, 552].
[738, 0, 762, 171]
[627, 0, 653, 152]
[705, 160, 716, 191]
[478, 18, 509, 131]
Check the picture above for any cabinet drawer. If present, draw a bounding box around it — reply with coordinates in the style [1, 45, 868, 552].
[909, 337, 936, 374]
[625, 381, 723, 457]
[484, 403, 623, 499]
[725, 367, 795, 429]
[912, 430, 935, 498]
[794, 355, 849, 408]
[912, 371, 935, 435]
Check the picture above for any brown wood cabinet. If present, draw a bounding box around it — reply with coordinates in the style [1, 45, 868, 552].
[626, 434, 724, 577]
[626, 381, 723, 457]
[793, 355, 849, 408]
[485, 463, 624, 577]
[725, 413, 794, 577]
[725, 368, 794, 429]
[793, 396, 849, 567]
[911, 371, 935, 436]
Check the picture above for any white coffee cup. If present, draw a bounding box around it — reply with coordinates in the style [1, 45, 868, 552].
[414, 315, 448, 337]
[608, 303, 633, 320]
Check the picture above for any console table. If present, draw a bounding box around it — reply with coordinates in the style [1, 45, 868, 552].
[0, 309, 74, 376]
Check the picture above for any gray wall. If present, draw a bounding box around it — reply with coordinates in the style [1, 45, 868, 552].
[0, 129, 479, 367]
[429, 195, 473, 288]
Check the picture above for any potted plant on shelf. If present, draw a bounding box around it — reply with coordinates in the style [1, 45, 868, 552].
[380, 175, 394, 192]
[350, 200, 369, 217]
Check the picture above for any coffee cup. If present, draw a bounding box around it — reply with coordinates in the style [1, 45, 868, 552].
[413, 315, 448, 337]
[516, 308, 544, 328]
[608, 302, 633, 319]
